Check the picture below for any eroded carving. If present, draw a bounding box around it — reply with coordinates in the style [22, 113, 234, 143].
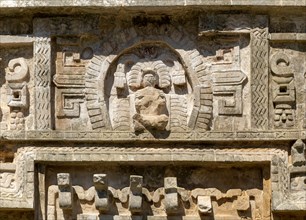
[57, 173, 73, 209]
[105, 44, 196, 133]
[133, 71, 169, 132]
[85, 25, 213, 133]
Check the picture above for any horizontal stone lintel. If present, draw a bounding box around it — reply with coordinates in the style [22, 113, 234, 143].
[0, 35, 34, 45]
[0, 130, 304, 142]
[1, 0, 306, 8]
[95, 216, 249, 220]
[269, 33, 306, 41]
[0, 199, 33, 210]
[77, 215, 257, 220]
[0, 163, 16, 171]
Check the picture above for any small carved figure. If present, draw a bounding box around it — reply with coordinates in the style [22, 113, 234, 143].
[133, 69, 169, 132]
[57, 173, 73, 209]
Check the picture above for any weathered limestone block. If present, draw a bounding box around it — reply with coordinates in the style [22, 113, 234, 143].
[133, 87, 169, 131]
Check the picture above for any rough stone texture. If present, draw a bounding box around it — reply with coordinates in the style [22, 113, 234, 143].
[0, 1, 306, 220]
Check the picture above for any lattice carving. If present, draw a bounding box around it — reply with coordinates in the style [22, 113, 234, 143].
[251, 27, 269, 130]
[34, 37, 51, 130]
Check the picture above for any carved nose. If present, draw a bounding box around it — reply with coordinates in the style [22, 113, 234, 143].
[281, 112, 287, 122]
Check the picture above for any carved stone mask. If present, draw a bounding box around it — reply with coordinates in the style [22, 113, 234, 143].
[142, 71, 157, 88]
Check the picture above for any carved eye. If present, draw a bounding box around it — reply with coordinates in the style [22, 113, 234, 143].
[276, 58, 289, 67]
[137, 95, 144, 99]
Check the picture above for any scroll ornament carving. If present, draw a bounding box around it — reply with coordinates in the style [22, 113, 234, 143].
[5, 57, 29, 130]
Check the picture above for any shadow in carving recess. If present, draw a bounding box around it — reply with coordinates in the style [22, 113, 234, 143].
[134, 130, 171, 139]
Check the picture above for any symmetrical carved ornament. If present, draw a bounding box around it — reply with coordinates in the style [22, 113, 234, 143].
[85, 25, 214, 133]
[270, 52, 296, 128]
[0, 11, 306, 220]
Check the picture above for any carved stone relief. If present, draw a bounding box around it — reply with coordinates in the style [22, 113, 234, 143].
[53, 36, 94, 130]
[271, 139, 306, 212]
[106, 45, 193, 133]
[270, 52, 296, 128]
[0, 7, 306, 220]
[0, 8, 303, 136]
[44, 163, 267, 220]
[6, 57, 29, 130]
[0, 45, 34, 131]
[200, 36, 250, 131]
[34, 37, 52, 130]
[84, 25, 214, 134]
[269, 44, 306, 130]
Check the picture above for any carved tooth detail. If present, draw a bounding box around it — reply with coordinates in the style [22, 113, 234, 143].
[164, 177, 179, 213]
[93, 174, 109, 212]
[197, 195, 212, 214]
[129, 175, 143, 213]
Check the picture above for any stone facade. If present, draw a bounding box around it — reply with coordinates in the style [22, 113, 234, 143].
[0, 1, 306, 219]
